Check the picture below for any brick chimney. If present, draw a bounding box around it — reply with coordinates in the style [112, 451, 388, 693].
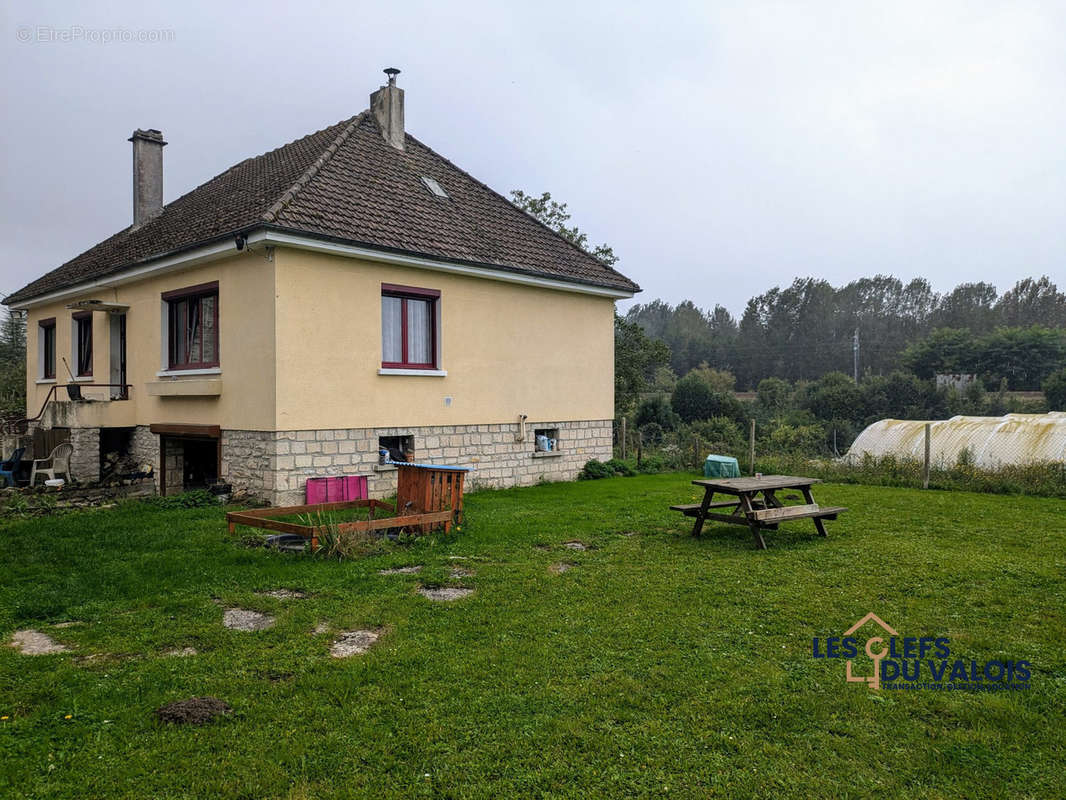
[128, 128, 166, 226]
[370, 68, 404, 151]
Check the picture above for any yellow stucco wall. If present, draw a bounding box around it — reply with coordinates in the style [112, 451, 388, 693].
[23, 252, 276, 430]
[273, 248, 616, 430]
[22, 245, 616, 432]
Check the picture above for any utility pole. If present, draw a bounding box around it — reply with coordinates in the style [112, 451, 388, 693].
[852, 328, 860, 383]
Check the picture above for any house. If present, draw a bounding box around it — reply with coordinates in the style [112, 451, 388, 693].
[3, 70, 640, 504]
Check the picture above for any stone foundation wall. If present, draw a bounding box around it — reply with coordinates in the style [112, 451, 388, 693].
[68, 427, 100, 484]
[220, 420, 612, 506]
[17, 419, 613, 505]
[221, 430, 275, 499]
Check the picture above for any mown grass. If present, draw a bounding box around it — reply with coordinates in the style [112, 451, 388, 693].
[0, 474, 1063, 799]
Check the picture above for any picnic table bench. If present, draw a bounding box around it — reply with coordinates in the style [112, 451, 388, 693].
[670, 475, 846, 549]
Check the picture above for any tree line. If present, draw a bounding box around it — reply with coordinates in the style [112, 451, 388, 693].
[626, 275, 1066, 389]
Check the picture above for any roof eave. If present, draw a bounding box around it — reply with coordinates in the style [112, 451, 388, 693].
[6, 225, 638, 309]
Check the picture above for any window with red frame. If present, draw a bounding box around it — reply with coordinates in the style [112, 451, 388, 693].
[39, 318, 56, 380]
[381, 285, 439, 369]
[164, 282, 219, 370]
[73, 312, 93, 377]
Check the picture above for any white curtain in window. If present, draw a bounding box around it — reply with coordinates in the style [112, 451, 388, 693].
[382, 296, 403, 362]
[406, 299, 431, 364]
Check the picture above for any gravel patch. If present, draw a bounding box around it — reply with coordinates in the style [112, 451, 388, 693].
[312, 622, 330, 636]
[9, 629, 69, 655]
[449, 566, 474, 579]
[548, 562, 575, 575]
[223, 608, 275, 631]
[155, 697, 231, 725]
[563, 541, 588, 551]
[257, 589, 307, 600]
[378, 565, 422, 575]
[329, 629, 381, 658]
[417, 585, 475, 602]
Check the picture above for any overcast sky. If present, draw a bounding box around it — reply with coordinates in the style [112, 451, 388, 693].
[3, 1, 1064, 316]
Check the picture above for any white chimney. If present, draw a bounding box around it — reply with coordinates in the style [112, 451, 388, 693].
[370, 68, 404, 151]
[129, 128, 166, 226]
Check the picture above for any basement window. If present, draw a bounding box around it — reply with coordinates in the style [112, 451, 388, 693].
[378, 435, 414, 464]
[533, 428, 561, 455]
[420, 176, 448, 198]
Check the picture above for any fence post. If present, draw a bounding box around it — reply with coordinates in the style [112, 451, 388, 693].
[749, 419, 756, 476]
[620, 417, 626, 460]
[923, 423, 931, 489]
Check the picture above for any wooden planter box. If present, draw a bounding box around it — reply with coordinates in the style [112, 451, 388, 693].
[227, 464, 467, 550]
[226, 498, 455, 550]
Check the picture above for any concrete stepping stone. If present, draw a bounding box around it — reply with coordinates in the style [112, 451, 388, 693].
[449, 567, 474, 579]
[9, 629, 69, 655]
[256, 589, 307, 600]
[164, 647, 198, 657]
[378, 565, 422, 575]
[563, 541, 588, 550]
[223, 608, 275, 631]
[417, 585, 474, 602]
[329, 629, 381, 658]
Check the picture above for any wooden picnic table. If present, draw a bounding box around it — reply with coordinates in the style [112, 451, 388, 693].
[670, 475, 846, 549]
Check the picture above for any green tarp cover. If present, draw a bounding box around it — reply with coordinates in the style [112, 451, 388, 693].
[703, 455, 740, 478]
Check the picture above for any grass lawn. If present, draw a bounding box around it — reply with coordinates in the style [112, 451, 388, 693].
[1, 474, 1063, 798]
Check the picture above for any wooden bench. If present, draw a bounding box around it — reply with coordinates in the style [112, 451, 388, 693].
[669, 500, 741, 517]
[749, 504, 847, 523]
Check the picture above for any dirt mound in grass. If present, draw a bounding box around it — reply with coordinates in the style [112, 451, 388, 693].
[155, 697, 231, 725]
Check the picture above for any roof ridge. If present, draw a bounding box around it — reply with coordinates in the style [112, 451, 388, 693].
[261, 111, 368, 223]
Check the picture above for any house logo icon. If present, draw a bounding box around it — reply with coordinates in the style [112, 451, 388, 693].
[843, 612, 898, 691]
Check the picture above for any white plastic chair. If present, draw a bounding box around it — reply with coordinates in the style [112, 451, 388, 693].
[30, 442, 73, 486]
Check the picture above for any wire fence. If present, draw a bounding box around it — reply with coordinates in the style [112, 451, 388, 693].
[611, 417, 1066, 498]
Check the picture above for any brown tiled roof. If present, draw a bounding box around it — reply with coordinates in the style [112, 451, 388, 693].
[6, 113, 638, 304]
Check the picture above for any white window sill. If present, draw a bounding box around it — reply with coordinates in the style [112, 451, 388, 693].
[72, 376, 94, 382]
[36, 378, 57, 385]
[532, 451, 564, 458]
[372, 464, 398, 472]
[156, 367, 222, 378]
[377, 368, 447, 377]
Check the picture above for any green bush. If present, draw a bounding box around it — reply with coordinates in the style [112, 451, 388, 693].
[1043, 368, 1066, 411]
[634, 396, 680, 430]
[578, 460, 614, 480]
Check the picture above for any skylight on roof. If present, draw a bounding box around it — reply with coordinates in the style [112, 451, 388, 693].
[420, 176, 449, 198]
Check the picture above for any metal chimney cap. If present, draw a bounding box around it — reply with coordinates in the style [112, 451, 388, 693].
[384, 67, 401, 85]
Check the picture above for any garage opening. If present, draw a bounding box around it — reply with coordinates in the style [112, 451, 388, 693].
[150, 424, 221, 496]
